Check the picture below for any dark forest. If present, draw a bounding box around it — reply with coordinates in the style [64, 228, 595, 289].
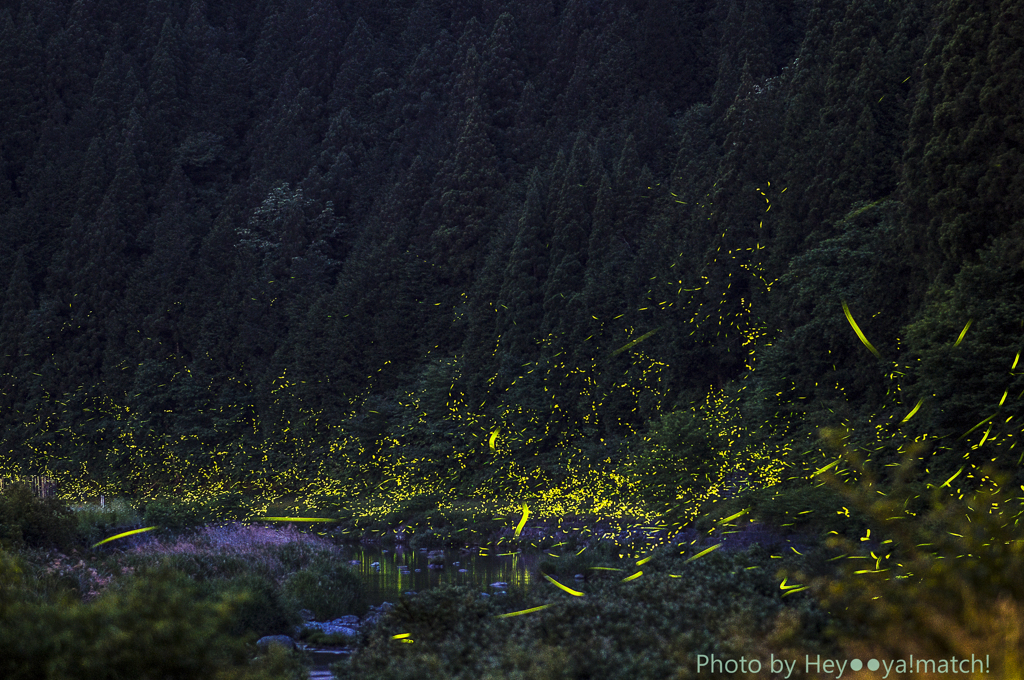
[1, 0, 1023, 675]
[2, 0, 1022, 505]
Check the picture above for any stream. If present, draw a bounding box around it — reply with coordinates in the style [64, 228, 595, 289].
[303, 542, 543, 675]
[341, 543, 542, 605]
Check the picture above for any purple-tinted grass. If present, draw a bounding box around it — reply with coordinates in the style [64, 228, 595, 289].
[117, 522, 350, 585]
[131, 523, 337, 555]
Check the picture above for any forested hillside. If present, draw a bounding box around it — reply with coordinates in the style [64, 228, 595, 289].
[0, 0, 1021, 511]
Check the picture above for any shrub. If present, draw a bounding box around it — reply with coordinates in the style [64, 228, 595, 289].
[812, 443, 1024, 679]
[401, 493, 443, 515]
[694, 480, 871, 540]
[0, 556, 308, 680]
[296, 628, 358, 646]
[536, 548, 601, 580]
[0, 483, 78, 551]
[150, 550, 252, 582]
[332, 558, 840, 680]
[73, 498, 142, 546]
[202, 491, 250, 523]
[210, 573, 298, 639]
[622, 410, 716, 512]
[281, 558, 368, 621]
[142, 497, 206, 535]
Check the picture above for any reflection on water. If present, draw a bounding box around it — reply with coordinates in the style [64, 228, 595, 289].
[340, 544, 541, 605]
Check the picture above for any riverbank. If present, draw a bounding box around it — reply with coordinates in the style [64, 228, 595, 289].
[9, 476, 1019, 680]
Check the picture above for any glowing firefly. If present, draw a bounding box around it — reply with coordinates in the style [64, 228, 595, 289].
[953, 319, 973, 347]
[514, 504, 529, 538]
[497, 604, 553, 618]
[901, 399, 924, 423]
[543, 573, 584, 596]
[842, 301, 880, 358]
[685, 543, 722, 562]
[92, 526, 157, 548]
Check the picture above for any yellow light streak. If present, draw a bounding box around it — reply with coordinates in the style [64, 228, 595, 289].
[842, 301, 880, 358]
[514, 503, 529, 539]
[543, 573, 584, 596]
[92, 526, 157, 548]
[685, 543, 722, 562]
[953, 319, 973, 347]
[901, 399, 924, 423]
[496, 604, 553, 618]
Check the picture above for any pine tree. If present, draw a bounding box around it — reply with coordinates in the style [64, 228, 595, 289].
[495, 168, 549, 384]
[145, 18, 187, 174]
[0, 8, 47, 183]
[297, 0, 346, 100]
[428, 103, 504, 287]
[482, 13, 525, 134]
[541, 130, 591, 338]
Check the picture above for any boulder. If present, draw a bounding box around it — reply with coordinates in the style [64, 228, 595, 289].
[359, 601, 394, 627]
[257, 635, 296, 652]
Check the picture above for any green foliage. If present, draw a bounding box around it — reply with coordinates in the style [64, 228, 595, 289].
[281, 558, 368, 621]
[695, 481, 871, 539]
[904, 233, 1024, 447]
[400, 492, 444, 515]
[296, 628, 358, 646]
[0, 484, 78, 551]
[814, 444, 1024, 678]
[142, 497, 207, 535]
[332, 551, 840, 680]
[753, 199, 914, 432]
[146, 550, 252, 582]
[623, 410, 716, 511]
[73, 497, 142, 546]
[0, 555, 308, 680]
[212, 573, 298, 639]
[536, 548, 603, 581]
[203, 491, 251, 523]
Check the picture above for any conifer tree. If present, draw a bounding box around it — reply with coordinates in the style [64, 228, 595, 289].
[495, 168, 548, 384]
[428, 102, 503, 287]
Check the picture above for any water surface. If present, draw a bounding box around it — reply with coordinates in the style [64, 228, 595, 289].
[339, 543, 541, 605]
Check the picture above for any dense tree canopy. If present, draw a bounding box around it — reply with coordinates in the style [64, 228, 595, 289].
[0, 0, 1020, 497]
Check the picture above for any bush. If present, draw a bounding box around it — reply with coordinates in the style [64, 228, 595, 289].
[401, 493, 443, 515]
[693, 481, 871, 539]
[0, 483, 78, 551]
[210, 573, 298, 639]
[73, 498, 142, 546]
[151, 550, 252, 582]
[331, 558, 840, 680]
[623, 410, 716, 512]
[281, 558, 367, 621]
[813, 445, 1024, 678]
[536, 548, 601, 580]
[0, 555, 308, 680]
[296, 628, 358, 646]
[142, 497, 206, 535]
[202, 492, 250, 523]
